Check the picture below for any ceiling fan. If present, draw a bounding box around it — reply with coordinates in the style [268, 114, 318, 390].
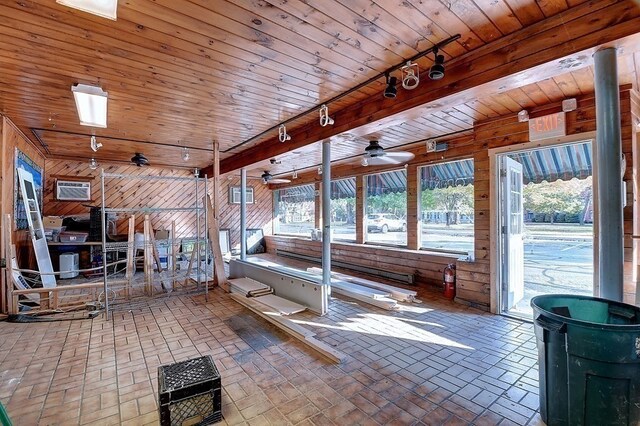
[261, 171, 290, 184]
[131, 152, 150, 167]
[357, 140, 415, 166]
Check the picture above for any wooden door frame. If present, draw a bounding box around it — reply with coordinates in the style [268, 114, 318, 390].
[488, 131, 597, 315]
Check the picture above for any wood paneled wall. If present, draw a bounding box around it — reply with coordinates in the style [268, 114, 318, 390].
[216, 176, 273, 250]
[459, 88, 637, 309]
[43, 162, 273, 249]
[1, 117, 47, 263]
[1, 116, 47, 313]
[266, 89, 638, 310]
[43, 160, 198, 238]
[265, 235, 458, 288]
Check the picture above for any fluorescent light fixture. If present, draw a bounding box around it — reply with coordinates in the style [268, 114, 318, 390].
[71, 84, 108, 128]
[57, 0, 118, 20]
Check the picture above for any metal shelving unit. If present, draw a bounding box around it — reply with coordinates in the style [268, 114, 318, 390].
[100, 171, 209, 319]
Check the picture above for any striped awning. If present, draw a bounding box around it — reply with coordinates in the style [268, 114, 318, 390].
[277, 184, 315, 202]
[508, 142, 591, 184]
[366, 170, 407, 196]
[421, 159, 474, 189]
[280, 142, 591, 201]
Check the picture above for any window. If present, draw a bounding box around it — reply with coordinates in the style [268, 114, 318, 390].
[330, 177, 356, 241]
[274, 184, 315, 236]
[365, 170, 407, 245]
[229, 186, 254, 204]
[419, 159, 474, 254]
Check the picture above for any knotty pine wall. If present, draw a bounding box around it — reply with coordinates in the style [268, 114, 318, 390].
[44, 160, 198, 238]
[460, 88, 637, 309]
[1, 116, 47, 313]
[267, 133, 477, 291]
[1, 117, 47, 264]
[217, 176, 273, 250]
[266, 88, 638, 310]
[42, 161, 274, 249]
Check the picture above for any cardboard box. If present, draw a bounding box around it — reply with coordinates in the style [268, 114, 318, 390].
[43, 216, 63, 230]
[155, 230, 170, 240]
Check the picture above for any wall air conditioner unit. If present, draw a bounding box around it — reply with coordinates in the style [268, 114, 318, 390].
[56, 180, 91, 201]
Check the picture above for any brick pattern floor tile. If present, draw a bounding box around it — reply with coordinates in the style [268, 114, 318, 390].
[0, 272, 541, 425]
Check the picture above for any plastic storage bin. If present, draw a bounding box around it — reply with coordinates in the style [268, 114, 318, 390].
[59, 252, 79, 279]
[532, 294, 640, 426]
[158, 355, 221, 425]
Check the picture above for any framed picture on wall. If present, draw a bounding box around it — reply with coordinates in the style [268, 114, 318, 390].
[229, 186, 254, 204]
[15, 148, 43, 230]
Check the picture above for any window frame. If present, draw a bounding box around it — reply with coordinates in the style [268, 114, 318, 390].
[418, 157, 475, 257]
[364, 168, 408, 248]
[272, 183, 317, 238]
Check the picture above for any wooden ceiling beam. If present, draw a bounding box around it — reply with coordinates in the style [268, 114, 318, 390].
[212, 0, 640, 176]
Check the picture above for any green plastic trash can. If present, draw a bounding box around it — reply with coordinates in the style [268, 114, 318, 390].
[0, 401, 11, 426]
[532, 294, 640, 426]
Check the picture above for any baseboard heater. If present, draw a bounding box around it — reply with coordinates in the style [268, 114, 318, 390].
[275, 249, 415, 285]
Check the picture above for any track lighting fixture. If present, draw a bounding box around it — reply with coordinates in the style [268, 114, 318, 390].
[90, 135, 102, 152]
[401, 61, 420, 90]
[429, 47, 446, 80]
[278, 124, 291, 142]
[89, 158, 98, 170]
[384, 73, 397, 99]
[319, 104, 334, 127]
[182, 146, 190, 161]
[318, 165, 323, 175]
[361, 158, 369, 167]
[292, 169, 298, 179]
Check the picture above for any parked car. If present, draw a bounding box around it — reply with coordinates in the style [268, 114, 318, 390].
[367, 213, 406, 233]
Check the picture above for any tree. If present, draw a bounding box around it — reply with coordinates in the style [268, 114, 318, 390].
[523, 177, 592, 223]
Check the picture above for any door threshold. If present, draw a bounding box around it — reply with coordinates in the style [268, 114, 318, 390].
[500, 311, 533, 323]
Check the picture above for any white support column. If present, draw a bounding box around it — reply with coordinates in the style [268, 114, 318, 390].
[322, 140, 331, 299]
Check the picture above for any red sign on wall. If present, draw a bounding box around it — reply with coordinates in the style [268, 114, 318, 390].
[528, 112, 566, 141]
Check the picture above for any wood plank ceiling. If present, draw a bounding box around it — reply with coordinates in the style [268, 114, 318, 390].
[0, 0, 604, 171]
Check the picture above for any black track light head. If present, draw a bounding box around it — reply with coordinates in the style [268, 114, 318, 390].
[384, 74, 398, 98]
[429, 48, 446, 80]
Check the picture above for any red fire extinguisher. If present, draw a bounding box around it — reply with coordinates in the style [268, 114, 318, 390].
[443, 263, 456, 300]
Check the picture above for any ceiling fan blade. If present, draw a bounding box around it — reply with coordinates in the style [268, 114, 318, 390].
[366, 156, 404, 166]
[385, 151, 415, 162]
[270, 178, 291, 184]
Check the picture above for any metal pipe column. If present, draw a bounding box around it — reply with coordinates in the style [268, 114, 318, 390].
[240, 168, 247, 261]
[594, 47, 624, 301]
[322, 140, 331, 298]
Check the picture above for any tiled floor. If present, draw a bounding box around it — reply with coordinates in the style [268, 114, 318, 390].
[0, 275, 543, 425]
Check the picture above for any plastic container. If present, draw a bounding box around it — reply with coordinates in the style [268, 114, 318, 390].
[531, 294, 640, 426]
[59, 231, 88, 243]
[158, 355, 221, 426]
[0, 401, 11, 426]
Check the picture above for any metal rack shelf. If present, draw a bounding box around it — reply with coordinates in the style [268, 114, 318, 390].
[100, 170, 209, 319]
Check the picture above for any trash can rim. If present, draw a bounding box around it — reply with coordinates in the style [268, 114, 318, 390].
[530, 294, 640, 329]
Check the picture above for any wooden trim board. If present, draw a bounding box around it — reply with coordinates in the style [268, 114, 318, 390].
[229, 293, 343, 363]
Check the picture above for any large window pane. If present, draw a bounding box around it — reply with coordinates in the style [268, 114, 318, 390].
[365, 170, 407, 245]
[420, 159, 474, 254]
[330, 178, 356, 241]
[274, 184, 315, 236]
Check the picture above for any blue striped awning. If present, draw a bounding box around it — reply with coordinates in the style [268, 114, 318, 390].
[366, 170, 407, 196]
[421, 159, 474, 189]
[508, 142, 591, 184]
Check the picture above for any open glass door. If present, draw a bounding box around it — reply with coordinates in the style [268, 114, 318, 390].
[501, 156, 524, 312]
[498, 141, 594, 318]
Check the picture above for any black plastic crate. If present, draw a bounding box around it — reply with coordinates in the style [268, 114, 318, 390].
[158, 355, 222, 426]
